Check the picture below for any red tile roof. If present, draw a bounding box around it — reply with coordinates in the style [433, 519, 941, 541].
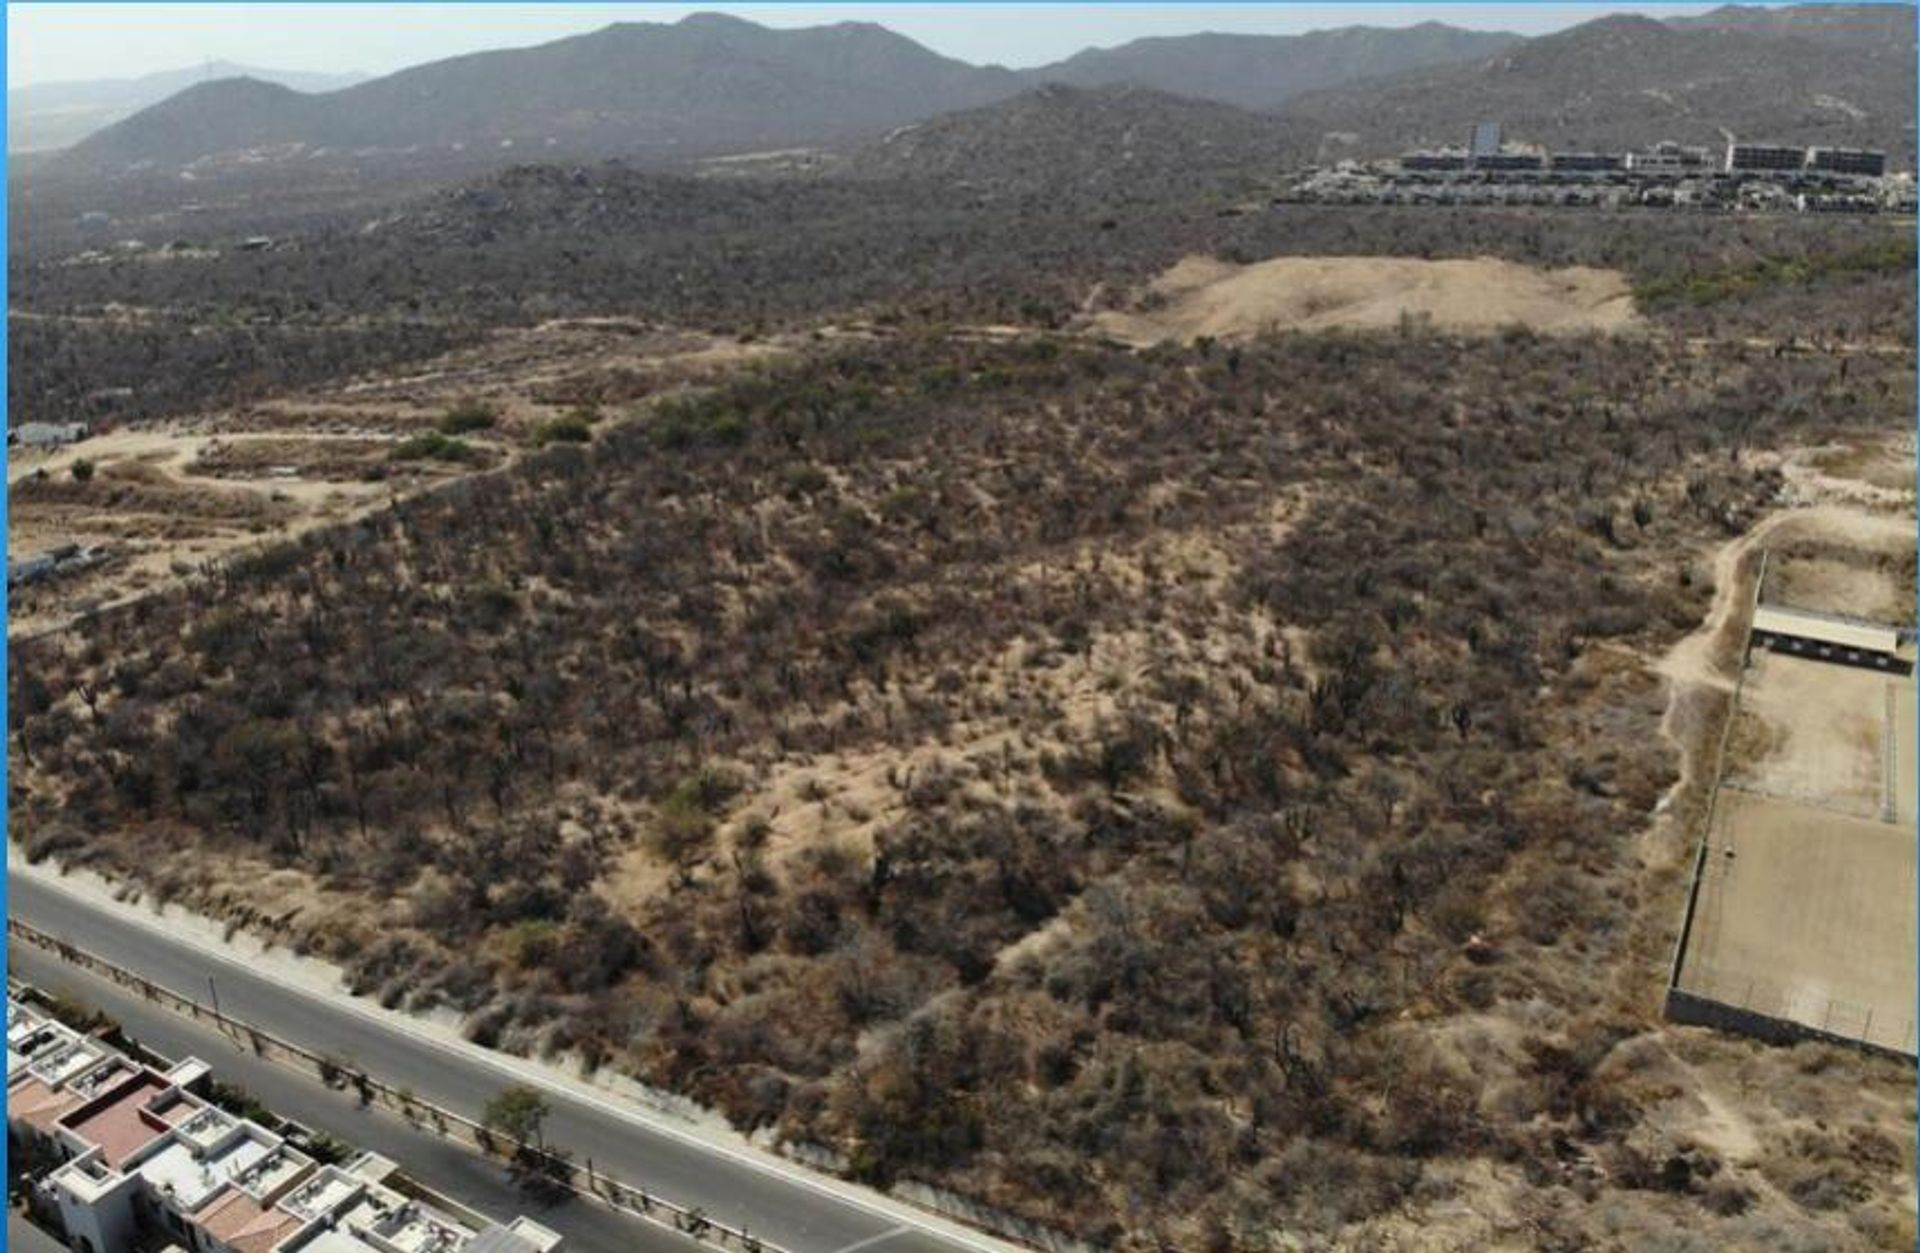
[59, 1073, 170, 1165]
[195, 1189, 302, 1253]
[7, 1076, 84, 1134]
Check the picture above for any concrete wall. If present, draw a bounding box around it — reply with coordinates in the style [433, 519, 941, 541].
[1664, 988, 1915, 1064]
[51, 1168, 141, 1253]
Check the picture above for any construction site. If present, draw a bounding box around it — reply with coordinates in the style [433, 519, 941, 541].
[1668, 536, 1918, 1059]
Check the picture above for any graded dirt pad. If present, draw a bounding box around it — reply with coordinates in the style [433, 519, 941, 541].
[1724, 651, 1898, 819]
[1678, 789, 1916, 1055]
[1091, 254, 1641, 344]
[1765, 556, 1915, 624]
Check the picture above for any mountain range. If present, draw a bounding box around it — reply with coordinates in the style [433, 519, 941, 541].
[33, 6, 1919, 180]
[1667, 2, 1917, 53]
[45, 13, 1528, 173]
[1024, 21, 1519, 112]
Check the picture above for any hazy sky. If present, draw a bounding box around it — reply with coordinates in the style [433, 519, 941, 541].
[10, 3, 1733, 87]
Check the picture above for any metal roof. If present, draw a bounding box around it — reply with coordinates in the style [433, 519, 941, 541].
[1752, 605, 1901, 655]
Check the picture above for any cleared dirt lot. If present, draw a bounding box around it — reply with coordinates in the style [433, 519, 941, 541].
[1677, 788, 1916, 1055]
[1090, 254, 1640, 344]
[1724, 651, 1901, 819]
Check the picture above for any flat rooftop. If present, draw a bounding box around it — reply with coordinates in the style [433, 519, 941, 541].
[6, 1001, 47, 1073]
[134, 1125, 277, 1212]
[283, 1226, 389, 1253]
[28, 1036, 108, 1087]
[175, 1103, 240, 1153]
[230, 1141, 312, 1202]
[278, 1167, 364, 1224]
[9, 1021, 81, 1083]
[283, 1185, 481, 1253]
[65, 1057, 141, 1102]
[1753, 604, 1902, 655]
[50, 1151, 133, 1204]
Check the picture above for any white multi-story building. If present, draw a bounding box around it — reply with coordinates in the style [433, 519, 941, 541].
[6, 996, 562, 1253]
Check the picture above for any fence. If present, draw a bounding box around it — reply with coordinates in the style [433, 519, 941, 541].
[1663, 546, 1918, 1065]
[1666, 978, 1916, 1063]
[8, 916, 783, 1253]
[1665, 550, 1767, 993]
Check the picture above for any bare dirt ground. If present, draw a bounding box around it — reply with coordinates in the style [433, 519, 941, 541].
[1088, 254, 1641, 344]
[1803, 438, 1918, 496]
[7, 321, 801, 636]
[1679, 790, 1916, 1055]
[1781, 436, 1918, 515]
[1725, 653, 1898, 818]
[1765, 555, 1915, 623]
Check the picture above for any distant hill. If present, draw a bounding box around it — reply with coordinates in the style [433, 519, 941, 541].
[1666, 4, 1916, 55]
[49, 13, 1519, 177]
[55, 14, 1025, 174]
[839, 83, 1305, 195]
[38, 9, 1917, 198]
[9, 62, 365, 153]
[1282, 13, 1916, 162]
[1022, 22, 1520, 112]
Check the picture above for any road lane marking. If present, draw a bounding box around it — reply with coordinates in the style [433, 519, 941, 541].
[831, 1228, 912, 1253]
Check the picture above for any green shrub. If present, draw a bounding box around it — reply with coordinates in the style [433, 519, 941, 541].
[389, 433, 476, 463]
[532, 417, 593, 448]
[503, 919, 561, 969]
[437, 399, 497, 434]
[1634, 237, 1917, 309]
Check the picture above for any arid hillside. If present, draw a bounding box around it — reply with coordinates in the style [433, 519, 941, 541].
[12, 304, 1915, 1248]
[1284, 11, 1917, 160]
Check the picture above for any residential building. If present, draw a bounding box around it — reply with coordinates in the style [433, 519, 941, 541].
[1727, 142, 1806, 174]
[1399, 148, 1469, 172]
[1805, 147, 1888, 178]
[1549, 152, 1625, 173]
[1616, 142, 1712, 175]
[5, 995, 562, 1253]
[1473, 151, 1544, 172]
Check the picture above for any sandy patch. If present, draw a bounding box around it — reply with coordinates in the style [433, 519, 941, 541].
[1725, 651, 1895, 818]
[1091, 254, 1641, 345]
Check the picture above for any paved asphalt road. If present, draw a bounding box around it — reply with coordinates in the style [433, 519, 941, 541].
[9, 941, 703, 1253]
[9, 874, 1009, 1253]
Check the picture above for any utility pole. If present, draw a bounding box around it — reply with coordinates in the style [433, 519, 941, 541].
[208, 975, 225, 1034]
